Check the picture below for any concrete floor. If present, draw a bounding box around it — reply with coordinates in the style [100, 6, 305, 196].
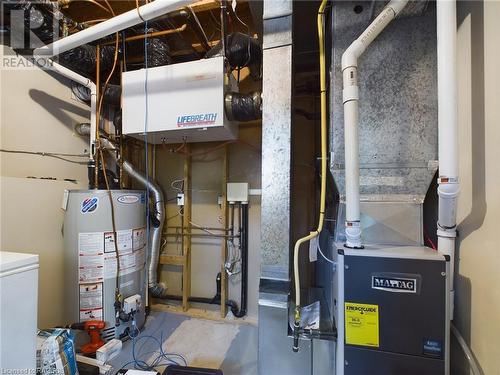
[108, 310, 258, 375]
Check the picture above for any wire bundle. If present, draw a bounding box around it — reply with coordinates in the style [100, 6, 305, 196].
[121, 326, 187, 370]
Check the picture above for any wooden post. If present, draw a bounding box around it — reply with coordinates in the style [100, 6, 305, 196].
[220, 145, 229, 317]
[182, 145, 192, 311]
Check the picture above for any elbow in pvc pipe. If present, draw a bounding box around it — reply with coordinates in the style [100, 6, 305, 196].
[387, 0, 410, 16]
[341, 40, 364, 71]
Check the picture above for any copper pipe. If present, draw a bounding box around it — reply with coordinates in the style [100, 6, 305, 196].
[100, 24, 187, 46]
[166, 226, 230, 232]
[59, 0, 111, 14]
[164, 233, 239, 239]
[94, 44, 101, 188]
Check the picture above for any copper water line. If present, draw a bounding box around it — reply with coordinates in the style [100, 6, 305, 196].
[94, 44, 101, 188]
[100, 24, 187, 46]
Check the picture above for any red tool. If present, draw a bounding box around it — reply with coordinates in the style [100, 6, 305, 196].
[67, 320, 106, 355]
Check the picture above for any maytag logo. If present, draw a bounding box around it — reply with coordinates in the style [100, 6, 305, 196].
[371, 275, 417, 293]
[176, 113, 217, 127]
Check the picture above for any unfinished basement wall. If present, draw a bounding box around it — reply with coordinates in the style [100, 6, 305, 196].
[0, 46, 89, 327]
[153, 124, 261, 321]
[454, 1, 500, 374]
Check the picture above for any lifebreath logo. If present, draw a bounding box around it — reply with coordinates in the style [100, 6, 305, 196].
[1, 1, 59, 70]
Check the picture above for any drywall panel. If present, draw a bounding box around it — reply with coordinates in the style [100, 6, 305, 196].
[0, 177, 86, 327]
[0, 47, 89, 181]
[0, 46, 88, 327]
[454, 2, 500, 374]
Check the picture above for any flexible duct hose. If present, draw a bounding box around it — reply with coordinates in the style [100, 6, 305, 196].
[292, 0, 328, 352]
[99, 138, 167, 298]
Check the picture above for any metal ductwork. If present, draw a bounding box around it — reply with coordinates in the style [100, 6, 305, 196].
[98, 137, 167, 298]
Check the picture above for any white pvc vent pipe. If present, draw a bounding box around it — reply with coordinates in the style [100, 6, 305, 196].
[34, 0, 193, 58]
[436, 0, 459, 319]
[50, 61, 97, 160]
[341, 0, 408, 248]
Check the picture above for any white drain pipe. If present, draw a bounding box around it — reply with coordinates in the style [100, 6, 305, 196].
[436, 0, 459, 319]
[33, 1, 195, 159]
[49, 61, 97, 160]
[342, 0, 408, 248]
[33, 0, 193, 58]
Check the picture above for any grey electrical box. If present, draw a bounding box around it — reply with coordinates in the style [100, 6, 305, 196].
[335, 246, 450, 375]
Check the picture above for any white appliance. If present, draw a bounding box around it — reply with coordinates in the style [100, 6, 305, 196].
[0, 251, 39, 371]
[122, 56, 237, 144]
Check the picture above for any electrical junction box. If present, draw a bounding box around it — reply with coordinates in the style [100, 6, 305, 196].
[227, 182, 249, 203]
[122, 56, 238, 144]
[335, 246, 450, 375]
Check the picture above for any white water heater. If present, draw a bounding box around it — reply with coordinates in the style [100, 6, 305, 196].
[63, 190, 147, 340]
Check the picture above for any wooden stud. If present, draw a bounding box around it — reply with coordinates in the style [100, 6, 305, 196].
[160, 254, 185, 266]
[182, 144, 192, 312]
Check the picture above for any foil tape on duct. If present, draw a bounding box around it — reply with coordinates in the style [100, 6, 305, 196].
[225, 92, 262, 122]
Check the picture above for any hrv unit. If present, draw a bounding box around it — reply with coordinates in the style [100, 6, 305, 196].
[122, 56, 237, 144]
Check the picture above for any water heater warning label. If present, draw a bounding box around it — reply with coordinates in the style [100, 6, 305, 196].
[345, 302, 379, 347]
[79, 283, 103, 322]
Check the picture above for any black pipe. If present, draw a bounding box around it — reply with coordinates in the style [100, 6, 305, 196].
[159, 273, 243, 316]
[157, 203, 249, 318]
[232, 203, 248, 318]
[87, 160, 96, 189]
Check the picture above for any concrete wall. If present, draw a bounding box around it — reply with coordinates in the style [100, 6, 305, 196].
[0, 47, 89, 327]
[454, 1, 500, 374]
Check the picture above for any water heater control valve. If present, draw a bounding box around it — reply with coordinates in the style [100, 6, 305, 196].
[123, 294, 142, 314]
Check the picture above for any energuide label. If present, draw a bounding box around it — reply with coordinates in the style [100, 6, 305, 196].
[345, 302, 379, 347]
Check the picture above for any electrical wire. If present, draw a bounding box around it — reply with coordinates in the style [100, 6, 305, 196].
[188, 220, 217, 235]
[143, 19, 152, 300]
[81, 0, 112, 15]
[170, 179, 184, 192]
[0, 149, 88, 158]
[424, 227, 437, 250]
[121, 325, 187, 371]
[451, 323, 484, 375]
[187, 6, 210, 47]
[103, 0, 115, 16]
[98, 148, 121, 295]
[174, 139, 260, 158]
[0, 148, 89, 164]
[96, 32, 120, 143]
[95, 30, 120, 298]
[293, 0, 328, 347]
[316, 242, 335, 266]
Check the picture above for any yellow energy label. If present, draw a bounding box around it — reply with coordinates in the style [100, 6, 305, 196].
[345, 302, 379, 347]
